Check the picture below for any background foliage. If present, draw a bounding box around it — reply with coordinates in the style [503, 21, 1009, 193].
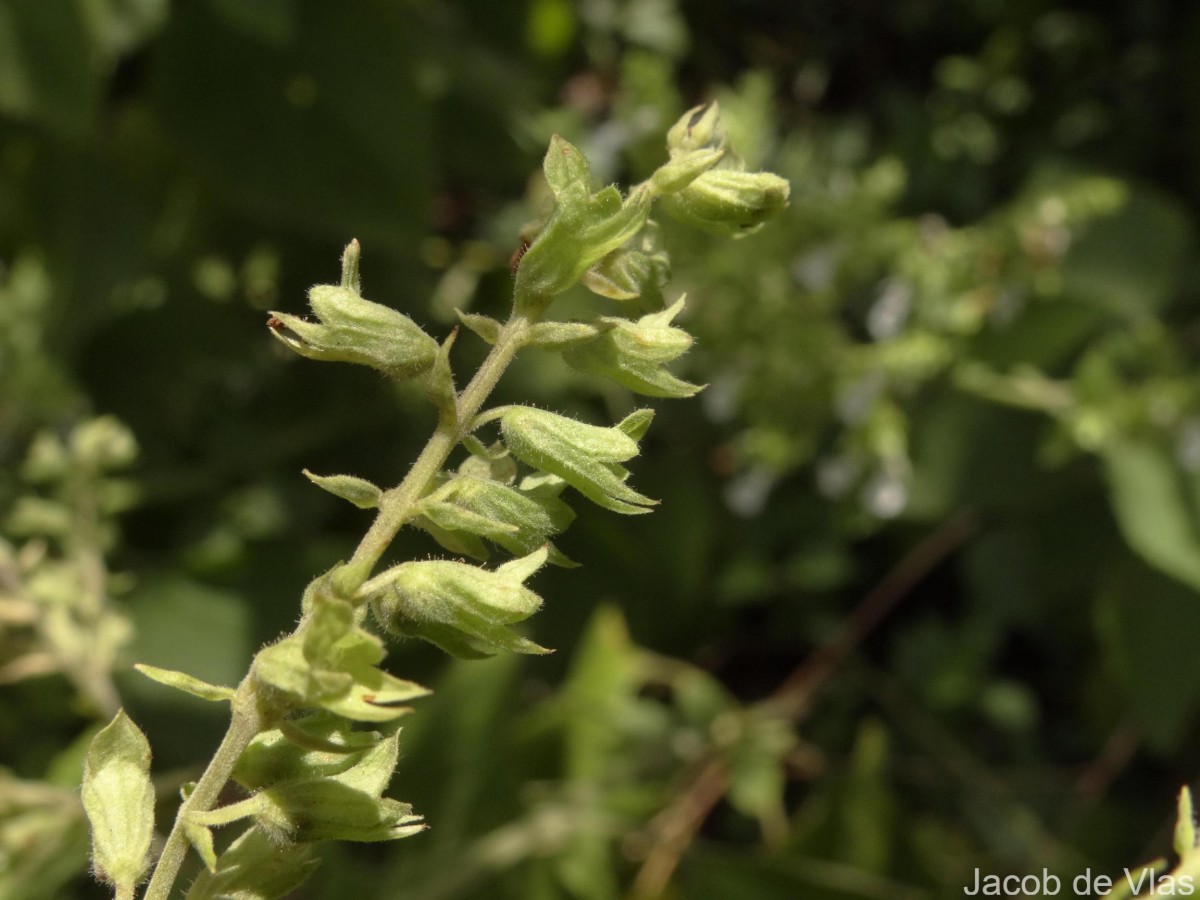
[4, 1, 1200, 898]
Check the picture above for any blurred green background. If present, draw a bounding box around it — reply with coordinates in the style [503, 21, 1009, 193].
[5, 0, 1200, 898]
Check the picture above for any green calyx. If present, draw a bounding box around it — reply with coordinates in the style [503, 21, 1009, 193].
[499, 407, 657, 514]
[414, 471, 576, 565]
[562, 297, 702, 398]
[661, 167, 790, 237]
[268, 240, 438, 380]
[82, 710, 155, 893]
[252, 591, 429, 723]
[251, 726, 425, 844]
[514, 136, 652, 315]
[363, 547, 551, 658]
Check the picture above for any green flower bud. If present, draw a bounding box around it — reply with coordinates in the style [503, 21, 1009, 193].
[253, 595, 429, 722]
[514, 136, 652, 314]
[580, 219, 672, 305]
[364, 548, 551, 657]
[562, 297, 702, 398]
[253, 728, 425, 844]
[661, 168, 790, 237]
[268, 243, 438, 380]
[667, 102, 722, 155]
[500, 407, 657, 514]
[186, 826, 317, 900]
[82, 710, 155, 893]
[416, 474, 575, 565]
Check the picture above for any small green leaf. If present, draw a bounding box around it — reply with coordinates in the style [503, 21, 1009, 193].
[651, 145, 726, 195]
[617, 408, 656, 442]
[424, 329, 459, 423]
[82, 710, 154, 892]
[185, 821, 219, 872]
[666, 102, 721, 154]
[253, 597, 428, 722]
[186, 825, 319, 900]
[543, 134, 591, 197]
[455, 310, 502, 345]
[458, 440, 518, 484]
[416, 475, 575, 564]
[134, 664, 235, 702]
[1176, 787, 1197, 857]
[303, 471, 382, 509]
[525, 320, 606, 351]
[514, 139, 653, 313]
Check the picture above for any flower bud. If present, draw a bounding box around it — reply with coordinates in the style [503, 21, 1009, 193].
[514, 136, 652, 314]
[268, 244, 438, 379]
[661, 169, 790, 237]
[667, 103, 722, 155]
[365, 548, 551, 657]
[253, 728, 425, 844]
[500, 407, 657, 514]
[562, 297, 701, 398]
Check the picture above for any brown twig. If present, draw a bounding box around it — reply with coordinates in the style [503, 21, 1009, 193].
[761, 509, 979, 720]
[627, 510, 980, 897]
[630, 758, 729, 899]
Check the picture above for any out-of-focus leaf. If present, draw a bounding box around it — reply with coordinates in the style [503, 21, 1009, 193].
[1103, 438, 1200, 592]
[1096, 562, 1200, 751]
[0, 0, 97, 136]
[1062, 186, 1193, 318]
[152, 2, 431, 245]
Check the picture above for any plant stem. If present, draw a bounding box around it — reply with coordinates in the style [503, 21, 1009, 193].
[346, 314, 531, 581]
[141, 684, 262, 900]
[140, 312, 533, 899]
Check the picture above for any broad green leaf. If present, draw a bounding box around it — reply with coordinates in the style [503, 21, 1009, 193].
[1104, 438, 1200, 591]
[81, 710, 154, 891]
[133, 664, 234, 702]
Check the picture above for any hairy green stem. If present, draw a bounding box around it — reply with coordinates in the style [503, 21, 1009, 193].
[346, 314, 532, 581]
[141, 683, 262, 900]
[140, 312, 533, 899]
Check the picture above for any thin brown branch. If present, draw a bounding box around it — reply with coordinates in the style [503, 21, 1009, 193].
[627, 510, 979, 897]
[761, 509, 979, 721]
[629, 758, 729, 899]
